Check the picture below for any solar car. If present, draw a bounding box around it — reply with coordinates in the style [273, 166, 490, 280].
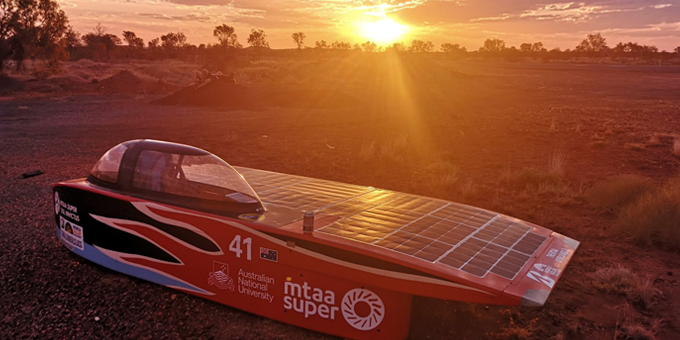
[53, 139, 579, 340]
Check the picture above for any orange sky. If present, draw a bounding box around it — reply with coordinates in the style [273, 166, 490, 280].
[57, 0, 680, 51]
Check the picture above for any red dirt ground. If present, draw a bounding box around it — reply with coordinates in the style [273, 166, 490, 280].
[1, 57, 680, 339]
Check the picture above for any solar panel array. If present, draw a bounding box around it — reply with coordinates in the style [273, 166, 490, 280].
[236, 167, 547, 280]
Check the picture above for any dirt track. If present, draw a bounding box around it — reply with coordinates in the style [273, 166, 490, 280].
[1, 60, 680, 339]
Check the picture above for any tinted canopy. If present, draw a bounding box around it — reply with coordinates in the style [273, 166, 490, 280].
[89, 140, 264, 216]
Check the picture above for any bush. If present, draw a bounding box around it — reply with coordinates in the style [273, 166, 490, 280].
[591, 265, 659, 309]
[616, 178, 680, 251]
[585, 175, 653, 212]
[505, 167, 563, 190]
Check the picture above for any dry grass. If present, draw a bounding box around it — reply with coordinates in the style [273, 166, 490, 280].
[624, 143, 646, 151]
[504, 167, 564, 191]
[460, 178, 479, 199]
[379, 141, 401, 163]
[436, 171, 459, 190]
[672, 137, 680, 157]
[222, 131, 239, 145]
[592, 132, 605, 141]
[426, 161, 457, 176]
[646, 134, 662, 146]
[618, 323, 656, 340]
[548, 150, 566, 176]
[378, 134, 409, 163]
[358, 141, 376, 162]
[616, 177, 680, 251]
[592, 140, 608, 148]
[585, 175, 653, 212]
[591, 265, 659, 309]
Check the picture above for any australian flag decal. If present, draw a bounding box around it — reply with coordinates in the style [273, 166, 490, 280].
[260, 247, 278, 262]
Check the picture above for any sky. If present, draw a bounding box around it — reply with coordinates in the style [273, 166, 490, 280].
[56, 0, 680, 51]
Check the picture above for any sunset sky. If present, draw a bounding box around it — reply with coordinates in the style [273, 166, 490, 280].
[57, 0, 680, 51]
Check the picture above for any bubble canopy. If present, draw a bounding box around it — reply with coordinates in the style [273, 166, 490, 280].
[88, 140, 264, 216]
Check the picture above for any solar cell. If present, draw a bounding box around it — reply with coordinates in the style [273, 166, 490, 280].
[235, 167, 547, 281]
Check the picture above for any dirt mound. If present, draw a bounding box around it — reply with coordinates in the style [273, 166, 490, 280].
[98, 70, 142, 93]
[153, 77, 256, 109]
[0, 74, 24, 94]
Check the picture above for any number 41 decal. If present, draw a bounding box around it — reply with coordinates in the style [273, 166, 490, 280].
[229, 235, 252, 260]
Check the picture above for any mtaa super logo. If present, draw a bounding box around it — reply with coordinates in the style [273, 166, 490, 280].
[283, 278, 385, 331]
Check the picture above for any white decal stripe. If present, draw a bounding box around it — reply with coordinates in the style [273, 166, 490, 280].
[132, 202, 224, 255]
[147, 204, 493, 295]
[91, 212, 220, 257]
[90, 214, 184, 265]
[95, 246, 214, 296]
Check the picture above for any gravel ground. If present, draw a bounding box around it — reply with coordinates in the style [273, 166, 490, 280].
[2, 61, 680, 339]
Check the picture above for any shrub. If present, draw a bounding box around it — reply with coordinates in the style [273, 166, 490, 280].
[591, 265, 659, 309]
[505, 167, 563, 190]
[673, 137, 680, 157]
[585, 175, 653, 212]
[426, 161, 457, 176]
[624, 143, 645, 151]
[616, 178, 680, 251]
[548, 150, 566, 176]
[358, 141, 376, 162]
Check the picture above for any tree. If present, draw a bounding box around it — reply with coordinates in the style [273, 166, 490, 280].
[213, 24, 241, 48]
[388, 42, 406, 52]
[122, 31, 143, 48]
[291, 31, 305, 49]
[315, 40, 329, 49]
[247, 29, 269, 48]
[331, 41, 351, 50]
[1, 0, 70, 71]
[82, 24, 121, 60]
[519, 43, 532, 52]
[440, 42, 466, 53]
[148, 38, 160, 48]
[531, 42, 545, 52]
[361, 41, 377, 52]
[160, 32, 186, 49]
[575, 33, 607, 53]
[62, 26, 80, 49]
[410, 39, 434, 53]
[479, 38, 505, 52]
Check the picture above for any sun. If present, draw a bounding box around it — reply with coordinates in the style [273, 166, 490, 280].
[360, 18, 408, 44]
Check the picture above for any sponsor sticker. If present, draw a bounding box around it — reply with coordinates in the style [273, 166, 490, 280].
[555, 248, 570, 263]
[59, 216, 84, 250]
[260, 247, 278, 262]
[341, 288, 385, 331]
[207, 261, 235, 291]
[282, 279, 385, 331]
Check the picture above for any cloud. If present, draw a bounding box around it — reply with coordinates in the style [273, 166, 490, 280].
[518, 2, 646, 22]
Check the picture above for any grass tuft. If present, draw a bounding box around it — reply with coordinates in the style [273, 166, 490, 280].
[646, 134, 662, 146]
[505, 167, 563, 191]
[358, 141, 376, 162]
[616, 177, 680, 251]
[585, 175, 653, 212]
[548, 150, 566, 176]
[624, 143, 645, 151]
[591, 265, 659, 309]
[672, 137, 680, 157]
[591, 140, 608, 149]
[426, 161, 457, 176]
[618, 323, 656, 340]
